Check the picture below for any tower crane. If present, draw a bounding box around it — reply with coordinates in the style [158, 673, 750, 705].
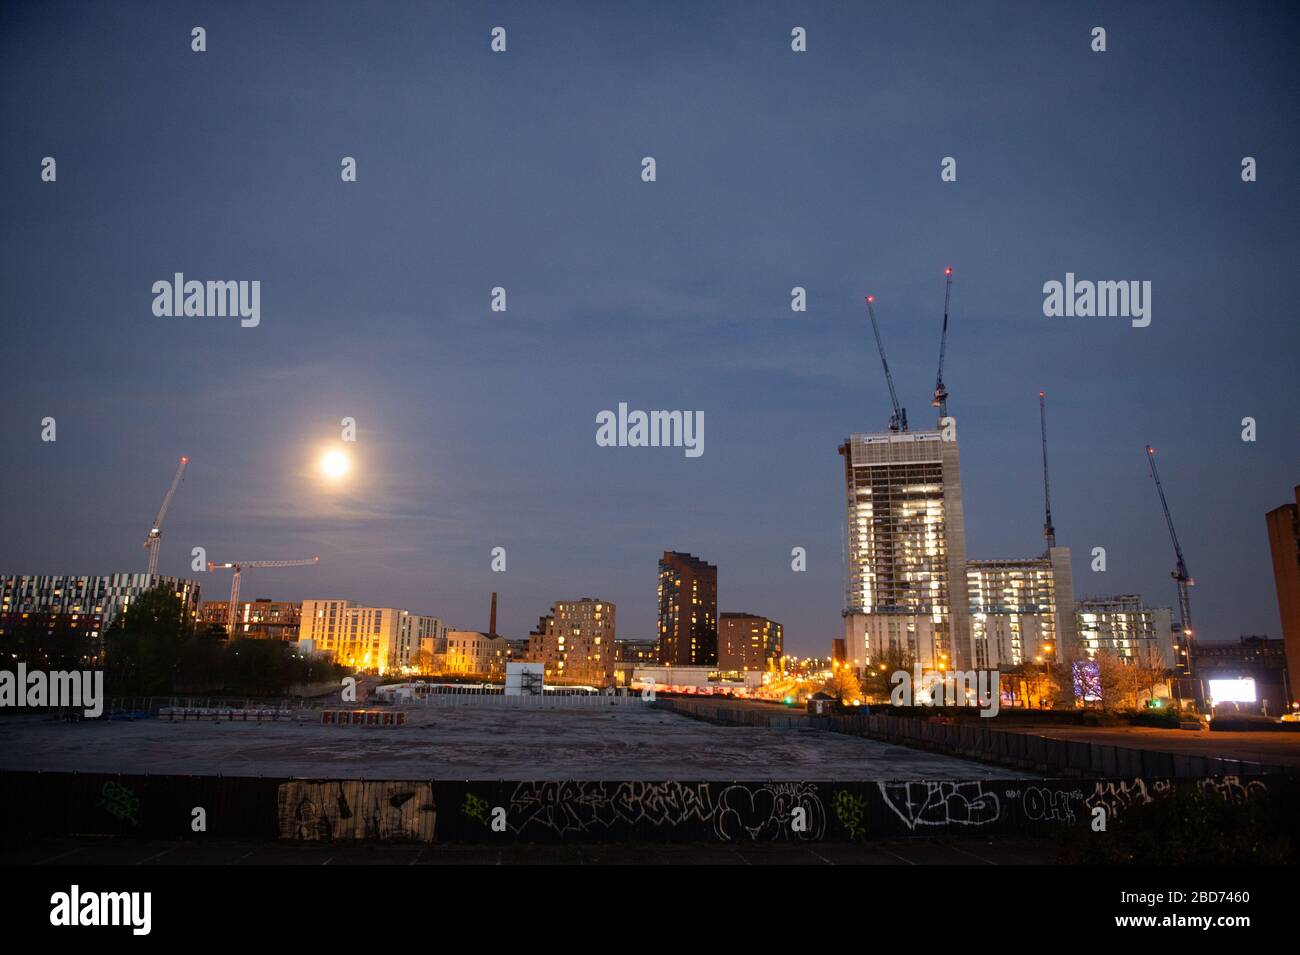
[207, 556, 319, 638]
[1145, 445, 1195, 674]
[1039, 392, 1055, 551]
[865, 294, 908, 432]
[143, 456, 188, 576]
[931, 267, 954, 421]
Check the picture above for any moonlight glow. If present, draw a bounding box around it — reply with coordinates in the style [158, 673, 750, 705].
[320, 449, 350, 480]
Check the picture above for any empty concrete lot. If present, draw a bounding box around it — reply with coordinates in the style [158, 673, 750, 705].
[0, 706, 1022, 780]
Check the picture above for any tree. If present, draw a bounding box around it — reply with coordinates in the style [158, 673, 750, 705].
[1130, 643, 1169, 708]
[104, 585, 190, 694]
[861, 646, 913, 701]
[823, 666, 864, 704]
[1012, 662, 1064, 710]
[1050, 660, 1080, 709]
[1094, 649, 1139, 711]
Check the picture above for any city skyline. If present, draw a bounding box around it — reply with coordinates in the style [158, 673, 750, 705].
[2, 2, 1298, 656]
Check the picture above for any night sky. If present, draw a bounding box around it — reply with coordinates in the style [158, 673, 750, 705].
[2, 1, 1297, 654]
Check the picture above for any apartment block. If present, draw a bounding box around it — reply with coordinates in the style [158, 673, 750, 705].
[526, 598, 616, 687]
[658, 552, 717, 666]
[298, 599, 446, 674]
[199, 598, 302, 641]
[0, 573, 200, 637]
[717, 612, 783, 673]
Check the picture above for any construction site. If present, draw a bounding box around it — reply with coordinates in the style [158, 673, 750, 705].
[841, 268, 1205, 707]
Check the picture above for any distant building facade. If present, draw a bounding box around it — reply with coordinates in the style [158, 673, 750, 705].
[1075, 595, 1175, 669]
[0, 573, 200, 638]
[199, 598, 302, 641]
[614, 638, 658, 686]
[444, 630, 507, 675]
[717, 612, 783, 672]
[840, 430, 971, 671]
[1192, 635, 1290, 715]
[658, 552, 718, 666]
[967, 549, 1076, 669]
[1266, 486, 1300, 705]
[527, 598, 616, 686]
[298, 599, 446, 674]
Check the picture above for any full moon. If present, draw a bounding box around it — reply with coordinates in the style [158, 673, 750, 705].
[320, 449, 350, 480]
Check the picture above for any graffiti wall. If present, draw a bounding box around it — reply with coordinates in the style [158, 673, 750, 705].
[0, 770, 1280, 844]
[278, 781, 437, 842]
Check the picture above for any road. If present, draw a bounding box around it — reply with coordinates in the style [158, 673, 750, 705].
[994, 721, 1300, 769]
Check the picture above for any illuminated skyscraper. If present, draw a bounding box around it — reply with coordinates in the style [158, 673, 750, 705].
[840, 430, 971, 670]
[658, 551, 717, 666]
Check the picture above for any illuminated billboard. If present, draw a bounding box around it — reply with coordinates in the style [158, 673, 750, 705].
[1207, 678, 1257, 704]
[1072, 660, 1100, 703]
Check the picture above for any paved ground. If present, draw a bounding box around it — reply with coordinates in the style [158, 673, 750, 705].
[993, 721, 1300, 768]
[0, 835, 1059, 865]
[0, 706, 1024, 780]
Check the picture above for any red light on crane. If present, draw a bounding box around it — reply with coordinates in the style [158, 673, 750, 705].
[944, 267, 952, 276]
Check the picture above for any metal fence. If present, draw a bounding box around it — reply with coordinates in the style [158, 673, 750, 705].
[418, 691, 648, 708]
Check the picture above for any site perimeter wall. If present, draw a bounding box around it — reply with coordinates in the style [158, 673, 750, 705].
[0, 770, 1280, 844]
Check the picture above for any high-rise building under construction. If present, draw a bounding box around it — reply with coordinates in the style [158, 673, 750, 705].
[840, 430, 972, 670]
[967, 551, 1076, 669]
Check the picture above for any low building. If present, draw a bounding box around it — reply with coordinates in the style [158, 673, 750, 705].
[631, 664, 763, 694]
[717, 612, 783, 673]
[1192, 635, 1290, 716]
[613, 638, 658, 686]
[199, 598, 302, 641]
[505, 661, 546, 696]
[445, 630, 507, 676]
